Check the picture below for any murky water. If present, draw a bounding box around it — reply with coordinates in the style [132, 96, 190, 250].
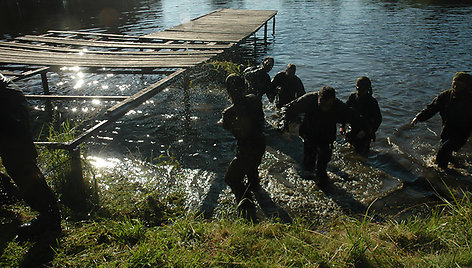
[2, 0, 472, 220]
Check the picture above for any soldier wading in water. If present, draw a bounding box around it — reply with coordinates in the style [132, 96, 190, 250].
[222, 74, 266, 217]
[411, 72, 472, 169]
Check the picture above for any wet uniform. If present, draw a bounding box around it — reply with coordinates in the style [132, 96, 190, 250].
[283, 92, 355, 180]
[243, 66, 275, 102]
[345, 92, 382, 154]
[413, 88, 472, 167]
[222, 94, 265, 202]
[0, 78, 60, 228]
[271, 71, 305, 108]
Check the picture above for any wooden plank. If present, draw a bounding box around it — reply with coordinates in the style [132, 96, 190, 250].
[105, 68, 188, 118]
[0, 42, 222, 56]
[0, 50, 212, 68]
[7, 67, 49, 81]
[25, 95, 128, 101]
[16, 35, 232, 50]
[145, 31, 247, 42]
[48, 30, 141, 40]
[0, 48, 215, 61]
[0, 57, 205, 68]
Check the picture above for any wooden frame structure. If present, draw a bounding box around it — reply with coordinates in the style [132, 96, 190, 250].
[0, 9, 277, 198]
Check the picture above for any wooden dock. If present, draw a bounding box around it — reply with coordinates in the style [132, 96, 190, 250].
[0, 9, 276, 71]
[0, 8, 277, 149]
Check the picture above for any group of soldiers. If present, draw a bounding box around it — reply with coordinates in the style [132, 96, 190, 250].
[1, 58, 471, 232]
[222, 56, 472, 215]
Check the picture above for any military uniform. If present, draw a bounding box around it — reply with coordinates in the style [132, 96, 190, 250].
[413, 88, 472, 168]
[222, 93, 265, 203]
[271, 71, 305, 108]
[0, 76, 60, 233]
[345, 92, 382, 154]
[283, 91, 356, 181]
[243, 66, 275, 102]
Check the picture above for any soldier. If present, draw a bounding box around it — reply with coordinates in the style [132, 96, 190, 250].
[222, 74, 265, 215]
[282, 86, 357, 185]
[271, 63, 305, 109]
[0, 74, 61, 236]
[411, 72, 472, 169]
[243, 56, 275, 102]
[340, 76, 382, 155]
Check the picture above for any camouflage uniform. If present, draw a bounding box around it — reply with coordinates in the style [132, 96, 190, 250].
[413, 88, 472, 168]
[283, 89, 357, 182]
[271, 71, 305, 108]
[222, 75, 266, 203]
[345, 92, 382, 154]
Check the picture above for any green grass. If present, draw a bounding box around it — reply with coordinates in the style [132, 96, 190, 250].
[2, 188, 472, 267]
[1, 117, 472, 267]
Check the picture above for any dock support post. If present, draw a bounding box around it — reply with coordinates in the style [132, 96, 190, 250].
[264, 22, 268, 44]
[41, 71, 50, 95]
[272, 16, 276, 36]
[64, 147, 87, 212]
[41, 71, 53, 118]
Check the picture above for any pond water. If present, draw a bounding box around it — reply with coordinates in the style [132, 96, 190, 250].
[2, 0, 472, 220]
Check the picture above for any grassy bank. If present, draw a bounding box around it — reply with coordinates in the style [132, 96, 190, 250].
[2, 197, 472, 267]
[1, 160, 471, 267]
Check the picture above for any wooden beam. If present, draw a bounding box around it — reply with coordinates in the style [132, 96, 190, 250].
[25, 95, 129, 101]
[66, 68, 188, 149]
[106, 68, 188, 118]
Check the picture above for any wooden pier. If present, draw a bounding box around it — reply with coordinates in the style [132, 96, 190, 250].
[0, 8, 277, 148]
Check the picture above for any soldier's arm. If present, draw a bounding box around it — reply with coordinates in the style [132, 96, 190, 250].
[411, 91, 445, 125]
[222, 106, 236, 131]
[296, 77, 306, 97]
[370, 98, 382, 132]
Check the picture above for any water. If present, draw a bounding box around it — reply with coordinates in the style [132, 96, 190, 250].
[2, 0, 472, 220]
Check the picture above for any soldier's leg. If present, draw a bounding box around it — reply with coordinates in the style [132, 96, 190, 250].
[302, 139, 317, 171]
[1, 141, 61, 231]
[224, 157, 250, 204]
[246, 139, 266, 191]
[436, 138, 466, 169]
[316, 143, 332, 183]
[5, 160, 60, 221]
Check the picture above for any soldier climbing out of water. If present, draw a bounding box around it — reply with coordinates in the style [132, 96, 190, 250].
[243, 56, 275, 102]
[340, 76, 382, 155]
[0, 74, 61, 237]
[282, 86, 359, 186]
[271, 63, 306, 109]
[222, 73, 266, 217]
[411, 72, 472, 169]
